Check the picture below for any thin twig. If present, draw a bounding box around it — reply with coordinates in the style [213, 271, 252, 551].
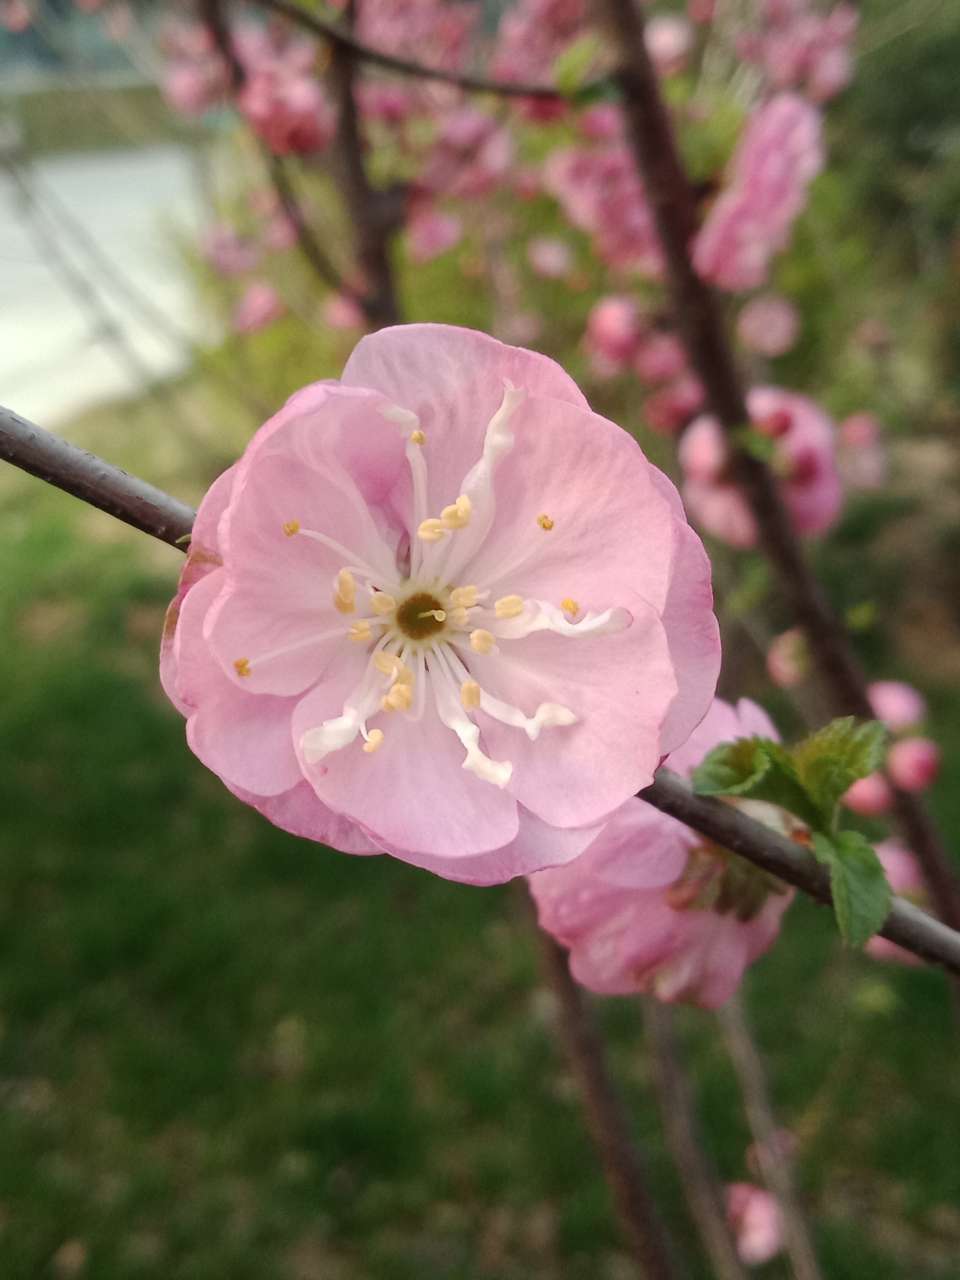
[3, 411, 960, 977]
[642, 1003, 749, 1280]
[717, 995, 823, 1280]
[0, 405, 195, 548]
[640, 772, 960, 978]
[327, 0, 402, 329]
[253, 0, 604, 101]
[601, 0, 960, 932]
[533, 908, 683, 1279]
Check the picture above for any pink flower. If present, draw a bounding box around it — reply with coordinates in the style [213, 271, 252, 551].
[839, 412, 887, 490]
[584, 296, 643, 373]
[160, 326, 720, 883]
[866, 841, 926, 965]
[693, 95, 823, 292]
[643, 376, 705, 436]
[239, 72, 335, 156]
[527, 236, 575, 279]
[1, 0, 32, 31]
[726, 1183, 784, 1266]
[766, 627, 808, 688]
[867, 680, 926, 734]
[529, 699, 793, 1006]
[633, 332, 688, 385]
[843, 772, 892, 817]
[645, 15, 694, 77]
[887, 737, 940, 793]
[323, 293, 365, 331]
[232, 281, 285, 334]
[419, 109, 514, 200]
[680, 387, 842, 547]
[493, 0, 586, 87]
[407, 208, 463, 263]
[544, 145, 664, 277]
[736, 293, 800, 356]
[201, 224, 260, 277]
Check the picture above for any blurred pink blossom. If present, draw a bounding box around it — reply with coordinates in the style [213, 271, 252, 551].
[201, 224, 259, 277]
[407, 207, 463, 262]
[887, 738, 940, 793]
[680, 387, 842, 546]
[530, 699, 793, 1008]
[737, 293, 800, 356]
[584, 295, 644, 373]
[238, 72, 335, 156]
[323, 292, 365, 331]
[838, 412, 887, 490]
[232, 281, 285, 334]
[866, 841, 926, 965]
[843, 772, 892, 816]
[693, 94, 823, 292]
[645, 15, 694, 77]
[643, 376, 705, 436]
[1, 0, 32, 32]
[726, 1183, 785, 1266]
[868, 680, 926, 734]
[633, 333, 688, 385]
[527, 236, 575, 279]
[766, 627, 808, 688]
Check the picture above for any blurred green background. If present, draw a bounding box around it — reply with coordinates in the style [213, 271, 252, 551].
[2, 1, 960, 1277]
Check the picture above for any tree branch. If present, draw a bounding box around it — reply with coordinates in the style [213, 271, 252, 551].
[717, 996, 823, 1280]
[2, 411, 959, 976]
[601, 0, 960, 932]
[252, 0, 598, 101]
[642, 1003, 749, 1280]
[534, 912, 684, 1278]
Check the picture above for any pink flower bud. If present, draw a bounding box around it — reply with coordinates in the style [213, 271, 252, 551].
[726, 1184, 784, 1266]
[887, 738, 940, 793]
[232, 281, 285, 334]
[843, 772, 892, 816]
[527, 236, 574, 279]
[867, 680, 926, 734]
[766, 628, 808, 688]
[633, 332, 687, 385]
[737, 294, 800, 356]
[584, 296, 643, 371]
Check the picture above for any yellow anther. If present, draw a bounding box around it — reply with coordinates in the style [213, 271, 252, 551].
[441, 494, 472, 529]
[334, 569, 356, 614]
[460, 679, 482, 711]
[409, 428, 426, 445]
[382, 683, 413, 712]
[370, 592, 397, 616]
[470, 629, 496, 655]
[448, 606, 470, 628]
[420, 608, 447, 623]
[494, 594, 524, 620]
[561, 597, 580, 618]
[349, 620, 372, 643]
[282, 520, 300, 537]
[417, 517, 447, 542]
[362, 728, 385, 754]
[234, 657, 251, 678]
[537, 513, 555, 531]
[374, 651, 401, 677]
[450, 585, 480, 608]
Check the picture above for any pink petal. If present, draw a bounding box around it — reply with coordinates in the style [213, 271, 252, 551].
[291, 649, 520, 859]
[228, 779, 382, 854]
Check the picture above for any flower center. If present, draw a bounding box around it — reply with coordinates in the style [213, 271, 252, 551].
[395, 591, 448, 640]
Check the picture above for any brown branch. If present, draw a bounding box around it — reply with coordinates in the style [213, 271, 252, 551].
[717, 996, 823, 1280]
[641, 771, 960, 978]
[262, 148, 355, 299]
[533, 907, 684, 1279]
[0, 406, 195, 548]
[253, 0, 597, 101]
[327, 0, 402, 330]
[601, 0, 960, 932]
[642, 1003, 749, 1280]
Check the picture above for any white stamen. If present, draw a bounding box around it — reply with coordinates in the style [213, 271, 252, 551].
[492, 601, 632, 641]
[300, 653, 388, 763]
[445, 649, 577, 741]
[432, 651, 512, 788]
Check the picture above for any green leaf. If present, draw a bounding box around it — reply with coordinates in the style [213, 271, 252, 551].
[692, 738, 821, 830]
[792, 717, 887, 831]
[732, 425, 777, 463]
[812, 831, 892, 947]
[551, 33, 604, 96]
